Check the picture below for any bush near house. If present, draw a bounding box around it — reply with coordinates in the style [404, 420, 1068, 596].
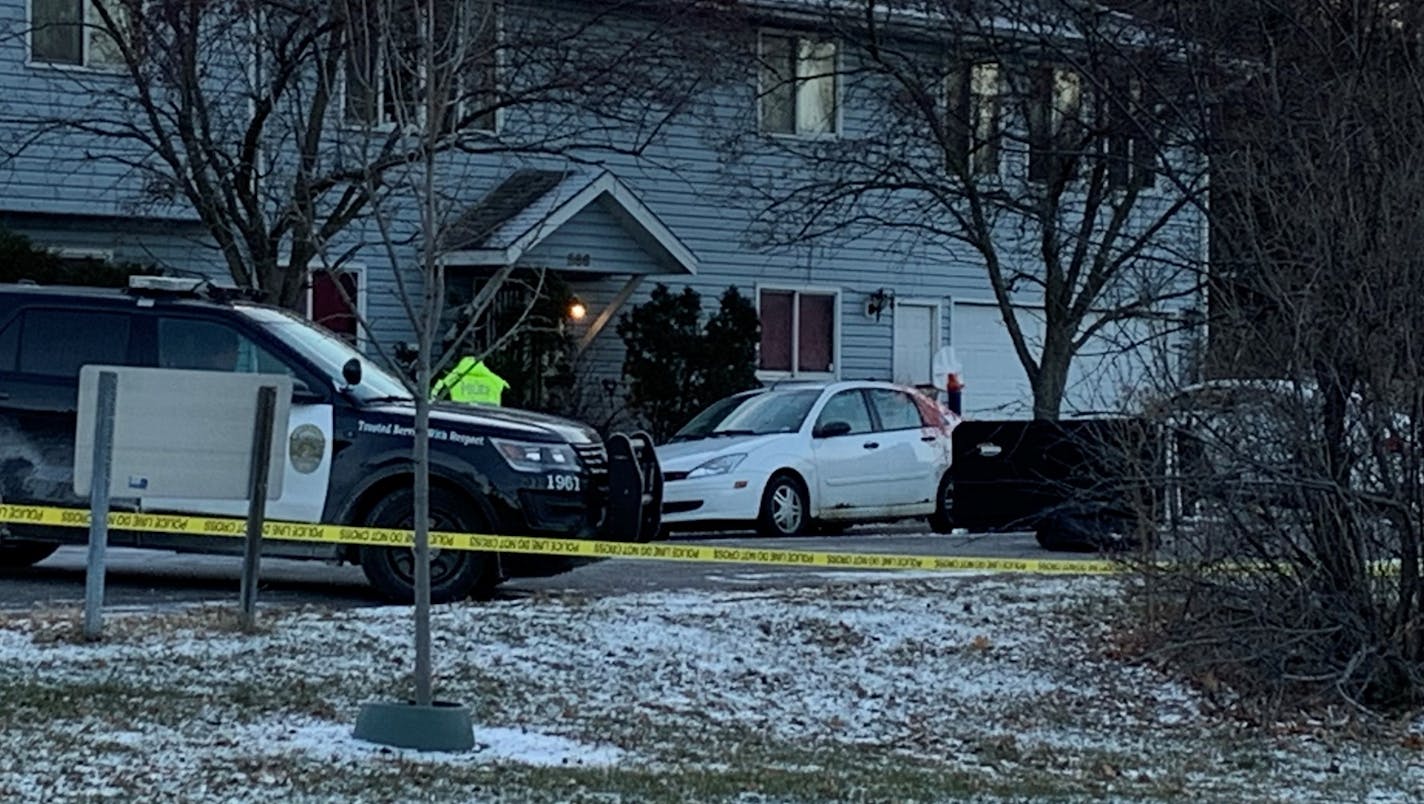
[618, 284, 760, 442]
[0, 227, 157, 286]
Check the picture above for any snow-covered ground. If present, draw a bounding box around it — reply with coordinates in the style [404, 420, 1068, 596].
[1, 573, 1420, 802]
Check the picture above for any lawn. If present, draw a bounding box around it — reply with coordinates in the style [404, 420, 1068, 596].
[1, 574, 1420, 802]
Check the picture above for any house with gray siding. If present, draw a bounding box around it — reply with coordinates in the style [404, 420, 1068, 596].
[0, 0, 1207, 422]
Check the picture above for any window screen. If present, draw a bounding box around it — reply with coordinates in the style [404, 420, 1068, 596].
[759, 34, 796, 134]
[759, 289, 836, 375]
[797, 293, 834, 373]
[31, 0, 83, 65]
[759, 290, 794, 371]
[18, 310, 130, 378]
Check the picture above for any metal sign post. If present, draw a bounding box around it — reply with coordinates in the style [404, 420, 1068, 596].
[82, 371, 118, 641]
[238, 385, 278, 632]
[75, 366, 292, 640]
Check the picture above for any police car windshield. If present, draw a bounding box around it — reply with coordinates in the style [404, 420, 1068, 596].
[235, 306, 412, 401]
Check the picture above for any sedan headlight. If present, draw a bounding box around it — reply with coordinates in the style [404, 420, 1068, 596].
[687, 453, 747, 479]
[492, 438, 580, 473]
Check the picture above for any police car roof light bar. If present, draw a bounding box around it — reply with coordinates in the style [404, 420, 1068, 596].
[127, 275, 263, 304]
[128, 275, 207, 294]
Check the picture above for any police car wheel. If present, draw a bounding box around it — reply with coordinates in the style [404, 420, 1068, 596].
[0, 541, 59, 569]
[358, 487, 490, 604]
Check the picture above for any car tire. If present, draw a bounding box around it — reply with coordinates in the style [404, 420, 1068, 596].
[1034, 508, 1134, 553]
[928, 474, 954, 534]
[0, 540, 59, 569]
[358, 486, 493, 604]
[756, 473, 809, 538]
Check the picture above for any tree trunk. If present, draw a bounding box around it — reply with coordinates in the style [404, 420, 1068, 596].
[1031, 333, 1074, 421]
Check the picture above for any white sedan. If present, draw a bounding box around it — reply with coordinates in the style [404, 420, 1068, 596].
[656, 381, 955, 536]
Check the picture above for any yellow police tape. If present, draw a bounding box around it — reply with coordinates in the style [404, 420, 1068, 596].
[0, 502, 1118, 575]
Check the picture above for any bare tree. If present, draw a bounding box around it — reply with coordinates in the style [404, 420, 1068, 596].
[1124, 0, 1424, 711]
[279, 0, 731, 710]
[11, 0, 722, 308]
[716, 0, 1210, 419]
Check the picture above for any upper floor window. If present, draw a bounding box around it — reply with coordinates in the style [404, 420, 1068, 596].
[1028, 66, 1086, 184]
[1105, 78, 1158, 191]
[946, 60, 1001, 176]
[30, 0, 125, 68]
[344, 0, 498, 133]
[758, 32, 838, 136]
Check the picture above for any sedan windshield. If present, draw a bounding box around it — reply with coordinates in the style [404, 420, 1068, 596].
[236, 305, 412, 401]
[674, 389, 821, 440]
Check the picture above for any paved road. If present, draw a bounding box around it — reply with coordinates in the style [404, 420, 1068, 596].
[0, 525, 1064, 611]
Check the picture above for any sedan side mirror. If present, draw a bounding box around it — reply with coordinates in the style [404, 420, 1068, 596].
[342, 358, 363, 387]
[814, 420, 852, 439]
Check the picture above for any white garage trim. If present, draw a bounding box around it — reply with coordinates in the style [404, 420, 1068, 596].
[951, 299, 1155, 419]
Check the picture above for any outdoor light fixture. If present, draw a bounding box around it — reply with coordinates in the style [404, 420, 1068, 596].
[865, 288, 894, 321]
[568, 296, 587, 321]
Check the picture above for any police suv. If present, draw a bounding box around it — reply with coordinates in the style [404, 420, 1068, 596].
[0, 278, 660, 601]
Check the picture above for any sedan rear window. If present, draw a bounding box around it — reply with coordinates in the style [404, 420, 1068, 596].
[868, 388, 924, 431]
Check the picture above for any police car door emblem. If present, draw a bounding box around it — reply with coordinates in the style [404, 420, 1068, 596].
[289, 424, 326, 474]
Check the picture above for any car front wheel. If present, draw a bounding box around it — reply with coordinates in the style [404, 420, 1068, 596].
[757, 473, 809, 537]
[0, 540, 59, 569]
[358, 486, 493, 603]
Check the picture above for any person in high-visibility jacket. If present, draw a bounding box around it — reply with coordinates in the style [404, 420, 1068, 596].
[431, 357, 509, 405]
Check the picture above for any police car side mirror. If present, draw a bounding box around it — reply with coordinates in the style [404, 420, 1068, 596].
[342, 358, 362, 387]
[292, 379, 324, 404]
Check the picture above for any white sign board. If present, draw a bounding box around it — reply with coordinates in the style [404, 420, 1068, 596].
[74, 366, 292, 499]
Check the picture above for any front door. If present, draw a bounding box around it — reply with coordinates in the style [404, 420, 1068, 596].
[893, 303, 936, 387]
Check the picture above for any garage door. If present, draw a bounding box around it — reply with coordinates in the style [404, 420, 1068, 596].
[951, 302, 1157, 419]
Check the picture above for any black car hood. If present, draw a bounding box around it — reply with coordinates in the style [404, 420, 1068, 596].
[360, 400, 601, 444]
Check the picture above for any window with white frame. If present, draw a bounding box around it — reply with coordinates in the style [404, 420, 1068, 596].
[1028, 66, 1086, 183]
[758, 288, 837, 376]
[344, 0, 498, 132]
[758, 32, 838, 136]
[30, 0, 127, 68]
[945, 60, 1001, 176]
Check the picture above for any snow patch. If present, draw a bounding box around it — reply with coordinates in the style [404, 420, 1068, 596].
[265, 721, 626, 767]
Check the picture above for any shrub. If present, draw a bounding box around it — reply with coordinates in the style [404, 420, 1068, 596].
[0, 227, 157, 286]
[618, 284, 760, 442]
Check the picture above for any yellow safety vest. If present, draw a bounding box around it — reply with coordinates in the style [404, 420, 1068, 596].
[432, 357, 509, 405]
